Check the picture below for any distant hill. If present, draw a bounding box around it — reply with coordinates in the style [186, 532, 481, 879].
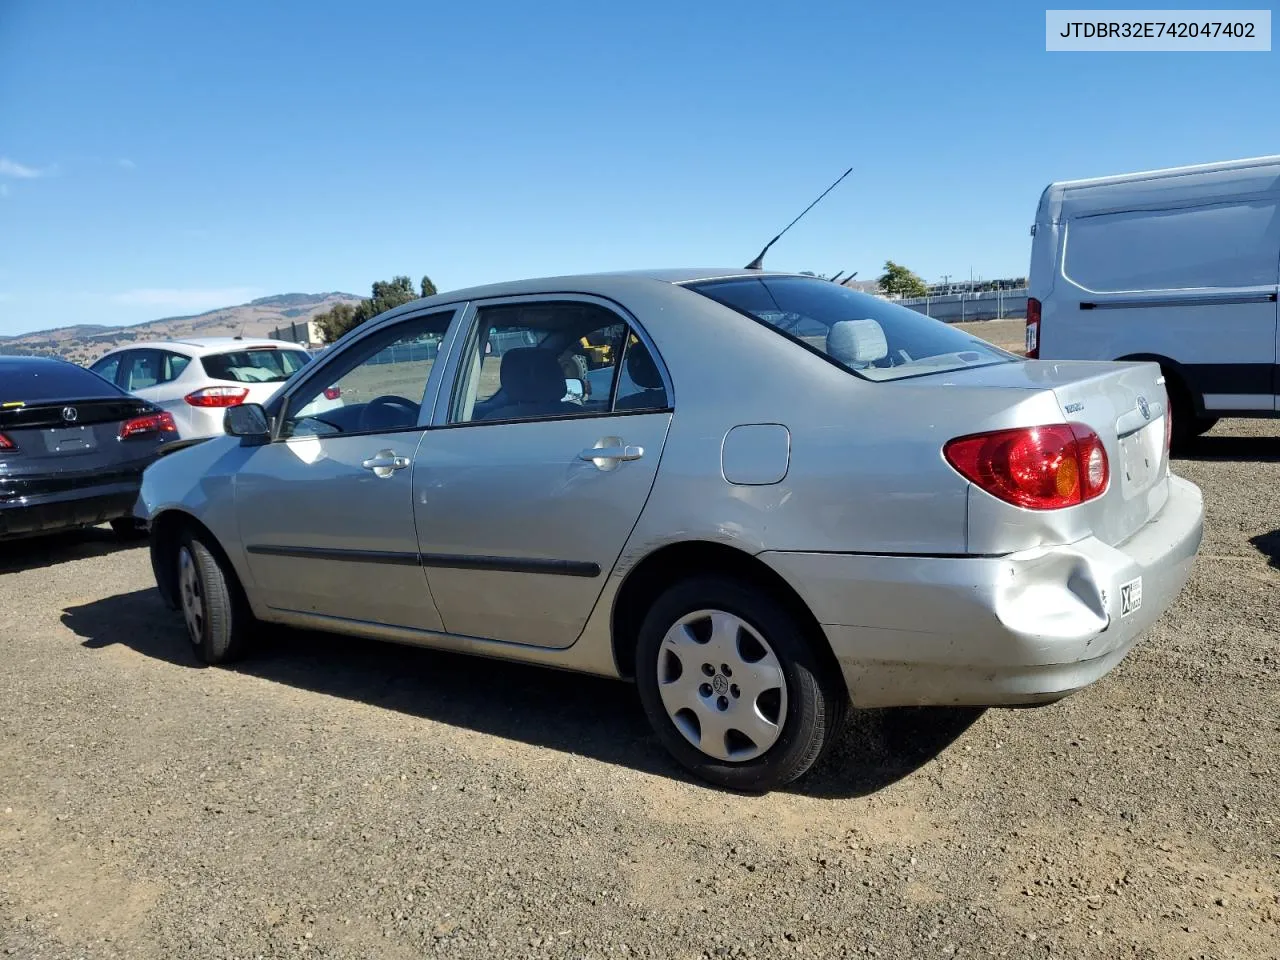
[0, 292, 363, 364]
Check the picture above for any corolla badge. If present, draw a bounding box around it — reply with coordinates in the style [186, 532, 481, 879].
[1136, 396, 1151, 420]
[61, 406, 78, 422]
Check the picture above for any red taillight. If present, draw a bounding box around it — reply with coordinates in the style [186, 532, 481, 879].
[944, 422, 1109, 510]
[1164, 399, 1173, 453]
[1025, 297, 1041, 358]
[119, 410, 178, 440]
[185, 386, 249, 407]
[323, 386, 341, 400]
[0, 432, 15, 451]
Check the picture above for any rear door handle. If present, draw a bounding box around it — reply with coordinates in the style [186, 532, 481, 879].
[579, 439, 644, 471]
[361, 450, 411, 478]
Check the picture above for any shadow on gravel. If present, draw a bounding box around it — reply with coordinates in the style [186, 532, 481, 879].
[1249, 530, 1280, 570]
[63, 588, 979, 798]
[1175, 434, 1280, 463]
[0, 526, 140, 574]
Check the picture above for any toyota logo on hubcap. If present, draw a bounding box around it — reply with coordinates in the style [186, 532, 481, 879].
[61, 406, 78, 422]
[711, 674, 729, 695]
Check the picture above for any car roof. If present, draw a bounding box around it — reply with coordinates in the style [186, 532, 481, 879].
[98, 336, 308, 356]
[0, 354, 81, 372]
[365, 267, 808, 329]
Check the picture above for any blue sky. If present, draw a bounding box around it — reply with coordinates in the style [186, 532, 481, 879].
[0, 0, 1276, 336]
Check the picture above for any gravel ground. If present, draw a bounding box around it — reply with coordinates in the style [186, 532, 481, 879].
[2, 328, 1278, 958]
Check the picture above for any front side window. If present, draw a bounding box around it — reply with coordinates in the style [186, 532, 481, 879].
[448, 300, 667, 424]
[90, 353, 122, 385]
[686, 275, 1016, 382]
[201, 347, 309, 384]
[281, 310, 455, 439]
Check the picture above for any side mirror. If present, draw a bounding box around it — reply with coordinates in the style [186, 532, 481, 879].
[224, 403, 270, 445]
[563, 378, 586, 403]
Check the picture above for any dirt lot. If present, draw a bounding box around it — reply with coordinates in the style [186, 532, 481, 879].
[2, 320, 1278, 959]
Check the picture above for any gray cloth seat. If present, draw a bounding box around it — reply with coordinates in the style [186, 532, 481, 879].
[614, 341, 668, 410]
[826, 319, 888, 369]
[481, 347, 578, 421]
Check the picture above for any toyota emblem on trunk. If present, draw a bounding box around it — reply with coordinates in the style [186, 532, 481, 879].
[62, 406, 78, 422]
[1136, 396, 1150, 420]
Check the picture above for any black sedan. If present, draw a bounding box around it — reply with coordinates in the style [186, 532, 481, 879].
[0, 355, 179, 541]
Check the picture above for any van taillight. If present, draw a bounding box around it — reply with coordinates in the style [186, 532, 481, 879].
[1025, 297, 1041, 358]
[944, 423, 1109, 510]
[0, 432, 16, 451]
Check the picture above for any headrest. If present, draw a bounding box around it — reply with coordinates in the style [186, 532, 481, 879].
[827, 319, 888, 368]
[499, 348, 567, 403]
[625, 341, 664, 389]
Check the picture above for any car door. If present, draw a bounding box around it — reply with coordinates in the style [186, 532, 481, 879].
[415, 296, 674, 648]
[233, 307, 461, 631]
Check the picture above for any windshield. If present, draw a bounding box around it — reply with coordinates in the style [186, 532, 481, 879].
[686, 275, 1018, 382]
[200, 347, 311, 384]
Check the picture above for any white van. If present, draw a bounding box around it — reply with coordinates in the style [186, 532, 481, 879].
[1027, 155, 1280, 443]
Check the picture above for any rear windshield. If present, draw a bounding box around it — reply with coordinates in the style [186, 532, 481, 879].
[200, 348, 310, 384]
[0, 359, 123, 402]
[687, 275, 1017, 381]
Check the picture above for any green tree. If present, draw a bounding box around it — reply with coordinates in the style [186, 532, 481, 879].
[420, 275, 437, 298]
[876, 260, 928, 298]
[314, 274, 429, 343]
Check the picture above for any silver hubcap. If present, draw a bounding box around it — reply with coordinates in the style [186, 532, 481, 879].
[178, 546, 204, 645]
[656, 609, 788, 762]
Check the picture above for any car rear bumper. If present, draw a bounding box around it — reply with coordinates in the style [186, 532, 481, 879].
[760, 474, 1204, 708]
[0, 483, 140, 540]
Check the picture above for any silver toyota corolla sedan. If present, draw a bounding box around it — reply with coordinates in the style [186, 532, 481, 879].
[135, 269, 1204, 791]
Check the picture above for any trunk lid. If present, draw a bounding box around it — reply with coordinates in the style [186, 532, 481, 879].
[0, 398, 168, 488]
[939, 358, 1171, 547]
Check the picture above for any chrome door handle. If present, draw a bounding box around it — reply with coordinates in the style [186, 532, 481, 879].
[578, 438, 644, 471]
[361, 450, 411, 478]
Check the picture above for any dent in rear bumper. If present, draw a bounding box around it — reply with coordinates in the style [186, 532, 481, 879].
[760, 475, 1204, 708]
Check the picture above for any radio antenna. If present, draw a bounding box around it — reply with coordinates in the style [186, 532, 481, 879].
[745, 166, 853, 270]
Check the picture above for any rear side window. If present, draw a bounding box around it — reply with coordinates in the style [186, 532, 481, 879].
[119, 349, 192, 390]
[1064, 199, 1280, 292]
[0, 360, 124, 401]
[687, 275, 1015, 382]
[201, 348, 310, 384]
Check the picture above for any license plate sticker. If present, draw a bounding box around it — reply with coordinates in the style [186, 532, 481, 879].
[1119, 576, 1143, 618]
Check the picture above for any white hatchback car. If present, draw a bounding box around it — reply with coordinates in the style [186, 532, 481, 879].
[89, 337, 329, 440]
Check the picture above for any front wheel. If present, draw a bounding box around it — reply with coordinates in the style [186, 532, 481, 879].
[635, 576, 847, 792]
[176, 531, 254, 665]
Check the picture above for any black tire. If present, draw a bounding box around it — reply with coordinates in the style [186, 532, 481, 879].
[635, 576, 847, 792]
[109, 517, 148, 540]
[176, 529, 254, 665]
[1191, 416, 1218, 437]
[1164, 373, 1198, 452]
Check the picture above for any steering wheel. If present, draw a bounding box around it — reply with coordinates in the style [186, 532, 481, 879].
[359, 394, 420, 432]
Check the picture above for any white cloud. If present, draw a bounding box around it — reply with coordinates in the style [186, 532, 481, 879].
[117, 158, 136, 170]
[0, 157, 48, 179]
[110, 287, 263, 312]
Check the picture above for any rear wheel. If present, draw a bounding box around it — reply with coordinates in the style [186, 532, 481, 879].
[635, 576, 847, 792]
[176, 530, 254, 664]
[1164, 372, 1201, 452]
